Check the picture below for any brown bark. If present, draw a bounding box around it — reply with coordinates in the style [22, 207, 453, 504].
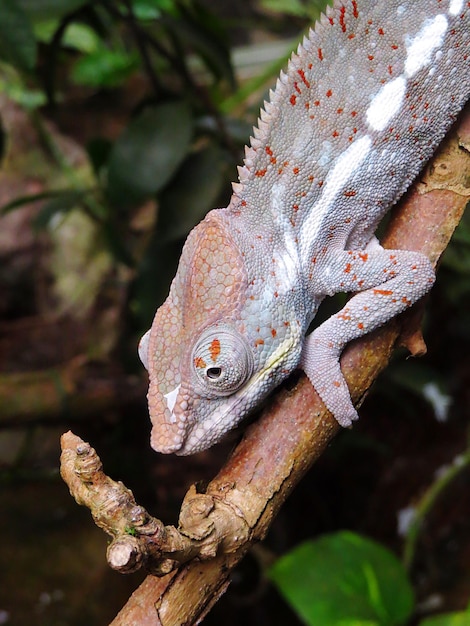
[60, 106, 470, 626]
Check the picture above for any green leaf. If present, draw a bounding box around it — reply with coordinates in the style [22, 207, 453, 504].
[421, 605, 470, 626]
[71, 48, 139, 87]
[0, 0, 37, 72]
[106, 101, 193, 210]
[86, 137, 113, 178]
[157, 143, 228, 242]
[269, 532, 414, 626]
[34, 21, 100, 52]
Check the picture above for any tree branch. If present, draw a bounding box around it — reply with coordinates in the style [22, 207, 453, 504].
[60, 105, 470, 626]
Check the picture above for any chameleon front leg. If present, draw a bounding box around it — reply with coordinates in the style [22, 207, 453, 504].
[301, 247, 435, 426]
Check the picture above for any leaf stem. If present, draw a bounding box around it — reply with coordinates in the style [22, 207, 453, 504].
[403, 446, 470, 571]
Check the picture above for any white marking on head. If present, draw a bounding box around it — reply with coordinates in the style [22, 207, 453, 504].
[366, 76, 406, 131]
[138, 329, 151, 370]
[164, 384, 181, 422]
[449, 0, 464, 16]
[404, 15, 448, 78]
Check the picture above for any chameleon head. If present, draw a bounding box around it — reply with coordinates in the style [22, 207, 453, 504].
[139, 210, 303, 455]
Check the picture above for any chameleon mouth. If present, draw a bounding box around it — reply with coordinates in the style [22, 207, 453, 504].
[173, 338, 298, 455]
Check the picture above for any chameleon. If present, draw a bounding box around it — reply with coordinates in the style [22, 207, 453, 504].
[139, 0, 470, 455]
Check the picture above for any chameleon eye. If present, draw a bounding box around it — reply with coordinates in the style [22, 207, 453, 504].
[191, 325, 254, 398]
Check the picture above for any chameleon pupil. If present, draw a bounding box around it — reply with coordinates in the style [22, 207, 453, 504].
[206, 367, 222, 380]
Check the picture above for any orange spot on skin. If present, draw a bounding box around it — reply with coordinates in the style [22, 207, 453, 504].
[359, 253, 368, 262]
[357, 323, 364, 330]
[368, 54, 374, 60]
[337, 108, 343, 114]
[297, 69, 310, 88]
[255, 169, 267, 177]
[378, 27, 385, 35]
[339, 6, 346, 31]
[333, 380, 341, 388]
[344, 263, 352, 273]
[271, 329, 277, 338]
[290, 94, 297, 106]
[344, 190, 356, 197]
[352, 0, 358, 18]
[332, 130, 339, 137]
[194, 356, 206, 369]
[351, 111, 357, 117]
[255, 338, 265, 347]
[318, 48, 324, 61]
[209, 339, 221, 362]
[391, 44, 398, 50]
[348, 33, 355, 39]
[314, 100, 320, 107]
[293, 166, 300, 175]
[326, 89, 333, 97]
[373, 289, 393, 296]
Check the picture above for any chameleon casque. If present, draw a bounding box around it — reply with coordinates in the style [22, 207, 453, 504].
[139, 0, 470, 455]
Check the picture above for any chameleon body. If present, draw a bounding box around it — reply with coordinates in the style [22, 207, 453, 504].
[140, 0, 470, 455]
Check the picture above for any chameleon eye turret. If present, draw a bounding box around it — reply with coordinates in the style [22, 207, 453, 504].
[191, 325, 254, 398]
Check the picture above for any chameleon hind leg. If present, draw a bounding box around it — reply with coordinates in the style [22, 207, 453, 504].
[301, 247, 435, 426]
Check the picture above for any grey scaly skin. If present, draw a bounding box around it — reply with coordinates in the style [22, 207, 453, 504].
[139, 0, 470, 455]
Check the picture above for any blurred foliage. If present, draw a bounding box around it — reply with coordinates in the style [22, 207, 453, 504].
[0, 0, 256, 331]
